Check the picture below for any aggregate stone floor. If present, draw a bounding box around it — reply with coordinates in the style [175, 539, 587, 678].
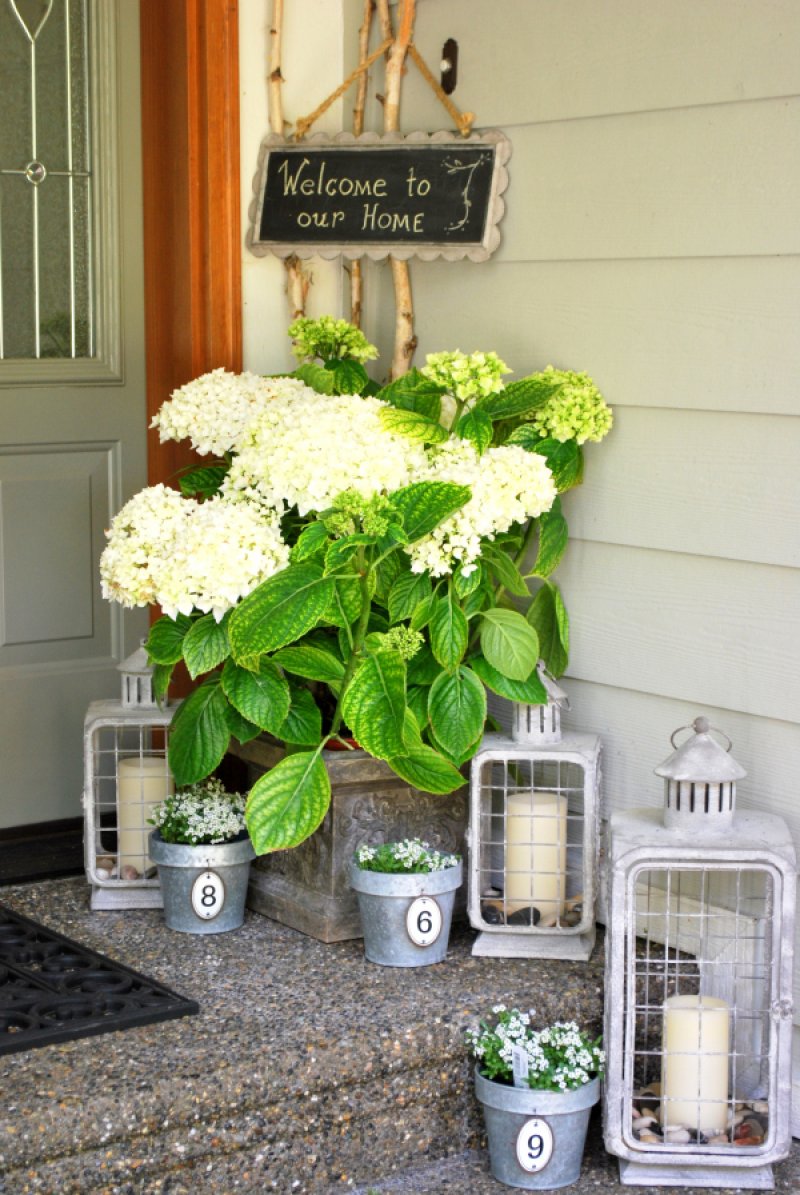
[0, 877, 797, 1195]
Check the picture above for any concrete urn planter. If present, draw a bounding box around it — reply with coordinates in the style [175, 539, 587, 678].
[474, 1068, 599, 1190]
[149, 830, 255, 934]
[349, 860, 462, 967]
[228, 736, 468, 942]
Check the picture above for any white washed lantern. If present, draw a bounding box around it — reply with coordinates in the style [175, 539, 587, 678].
[82, 643, 174, 909]
[603, 717, 796, 1189]
[467, 666, 601, 960]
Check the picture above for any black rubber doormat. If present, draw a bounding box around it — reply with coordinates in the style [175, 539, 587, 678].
[0, 905, 199, 1055]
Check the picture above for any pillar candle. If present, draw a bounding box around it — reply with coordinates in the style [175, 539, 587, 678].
[117, 756, 174, 875]
[661, 994, 730, 1132]
[504, 791, 567, 919]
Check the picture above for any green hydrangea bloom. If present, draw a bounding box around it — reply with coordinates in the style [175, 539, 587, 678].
[527, 367, 613, 444]
[288, 316, 378, 365]
[381, 625, 424, 660]
[421, 349, 510, 406]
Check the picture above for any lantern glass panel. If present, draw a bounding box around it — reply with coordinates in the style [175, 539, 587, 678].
[475, 755, 588, 930]
[619, 862, 777, 1153]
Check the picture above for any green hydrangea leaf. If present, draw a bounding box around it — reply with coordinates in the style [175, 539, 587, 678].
[407, 685, 430, 732]
[482, 545, 530, 598]
[428, 665, 486, 759]
[386, 743, 464, 794]
[328, 358, 369, 395]
[388, 571, 433, 623]
[506, 432, 584, 492]
[470, 654, 549, 703]
[479, 374, 562, 421]
[341, 650, 407, 760]
[406, 644, 441, 686]
[177, 465, 228, 499]
[182, 611, 231, 679]
[325, 574, 367, 628]
[291, 521, 330, 562]
[152, 663, 174, 705]
[272, 643, 345, 684]
[480, 608, 540, 681]
[229, 562, 334, 658]
[277, 684, 323, 745]
[453, 561, 483, 599]
[527, 582, 569, 676]
[246, 751, 331, 853]
[429, 593, 468, 670]
[530, 499, 568, 579]
[224, 701, 262, 745]
[392, 481, 471, 541]
[376, 368, 444, 421]
[146, 613, 192, 666]
[293, 362, 336, 394]
[168, 678, 230, 787]
[379, 406, 449, 445]
[221, 657, 291, 735]
[455, 407, 493, 454]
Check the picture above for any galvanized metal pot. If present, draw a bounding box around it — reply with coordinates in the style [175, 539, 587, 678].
[149, 830, 256, 935]
[475, 1067, 599, 1190]
[349, 861, 462, 967]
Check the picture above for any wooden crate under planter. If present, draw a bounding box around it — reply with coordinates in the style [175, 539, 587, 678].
[227, 736, 468, 943]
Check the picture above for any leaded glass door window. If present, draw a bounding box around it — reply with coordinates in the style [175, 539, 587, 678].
[0, 0, 119, 379]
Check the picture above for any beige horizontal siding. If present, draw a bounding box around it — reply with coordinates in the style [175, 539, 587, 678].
[406, 0, 800, 125]
[558, 540, 800, 724]
[400, 257, 800, 416]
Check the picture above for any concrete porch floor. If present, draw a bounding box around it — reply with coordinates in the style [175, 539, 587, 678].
[0, 877, 797, 1194]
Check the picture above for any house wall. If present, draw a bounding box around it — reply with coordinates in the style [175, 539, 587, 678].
[239, 0, 800, 1125]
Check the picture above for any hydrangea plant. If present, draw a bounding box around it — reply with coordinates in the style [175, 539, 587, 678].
[355, 838, 460, 874]
[101, 319, 612, 857]
[466, 1006, 604, 1092]
[149, 779, 247, 845]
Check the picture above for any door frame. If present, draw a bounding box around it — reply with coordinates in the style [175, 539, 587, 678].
[139, 0, 242, 488]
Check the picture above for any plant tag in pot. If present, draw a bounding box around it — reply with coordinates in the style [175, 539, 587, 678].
[512, 1044, 530, 1088]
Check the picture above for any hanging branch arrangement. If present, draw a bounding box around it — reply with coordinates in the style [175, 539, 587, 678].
[348, 0, 376, 328]
[269, 0, 311, 319]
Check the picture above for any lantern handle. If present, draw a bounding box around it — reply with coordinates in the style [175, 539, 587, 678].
[670, 716, 733, 753]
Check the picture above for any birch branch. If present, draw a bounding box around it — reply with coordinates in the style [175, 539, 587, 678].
[382, 0, 416, 378]
[269, 0, 312, 320]
[349, 0, 375, 328]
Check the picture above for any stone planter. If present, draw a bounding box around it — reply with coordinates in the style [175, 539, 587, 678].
[227, 736, 467, 942]
[474, 1067, 600, 1190]
[148, 830, 256, 935]
[350, 860, 462, 967]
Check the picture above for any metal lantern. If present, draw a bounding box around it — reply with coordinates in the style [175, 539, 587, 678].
[467, 666, 601, 960]
[82, 644, 174, 909]
[603, 717, 796, 1188]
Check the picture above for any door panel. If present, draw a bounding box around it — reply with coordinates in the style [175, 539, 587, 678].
[0, 0, 147, 829]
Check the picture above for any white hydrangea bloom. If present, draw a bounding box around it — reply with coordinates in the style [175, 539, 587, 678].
[151, 369, 309, 457]
[407, 440, 556, 577]
[100, 488, 289, 621]
[154, 495, 289, 621]
[100, 484, 188, 607]
[225, 389, 427, 516]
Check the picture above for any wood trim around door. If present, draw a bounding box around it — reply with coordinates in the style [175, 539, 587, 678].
[140, 0, 242, 489]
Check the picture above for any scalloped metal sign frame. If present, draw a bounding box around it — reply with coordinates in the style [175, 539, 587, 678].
[247, 130, 511, 262]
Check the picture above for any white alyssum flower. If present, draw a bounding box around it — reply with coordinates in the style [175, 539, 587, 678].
[407, 440, 556, 577]
[150, 779, 247, 845]
[225, 389, 427, 516]
[151, 369, 309, 457]
[100, 488, 289, 621]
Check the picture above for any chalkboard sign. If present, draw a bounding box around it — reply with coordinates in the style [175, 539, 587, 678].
[247, 131, 511, 263]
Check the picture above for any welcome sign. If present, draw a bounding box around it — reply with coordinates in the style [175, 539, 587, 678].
[247, 131, 511, 262]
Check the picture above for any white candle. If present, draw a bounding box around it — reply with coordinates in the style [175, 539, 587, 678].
[117, 756, 174, 875]
[504, 791, 567, 919]
[661, 994, 730, 1132]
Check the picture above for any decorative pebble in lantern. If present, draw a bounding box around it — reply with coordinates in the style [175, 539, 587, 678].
[466, 665, 601, 959]
[82, 643, 174, 909]
[603, 717, 796, 1188]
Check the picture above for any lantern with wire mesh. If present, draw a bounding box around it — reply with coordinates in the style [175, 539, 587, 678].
[466, 666, 601, 960]
[603, 717, 796, 1188]
[83, 644, 173, 909]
